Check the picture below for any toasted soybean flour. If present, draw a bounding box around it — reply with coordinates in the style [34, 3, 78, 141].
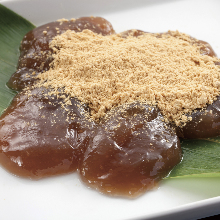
[37, 29, 220, 125]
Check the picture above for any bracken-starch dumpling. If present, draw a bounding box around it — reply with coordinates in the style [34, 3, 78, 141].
[79, 102, 182, 197]
[0, 16, 220, 198]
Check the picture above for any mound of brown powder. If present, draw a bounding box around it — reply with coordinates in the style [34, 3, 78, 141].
[36, 29, 220, 126]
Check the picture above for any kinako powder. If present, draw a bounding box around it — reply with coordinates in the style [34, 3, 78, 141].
[35, 28, 220, 126]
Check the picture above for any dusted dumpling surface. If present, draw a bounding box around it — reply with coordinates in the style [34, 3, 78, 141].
[0, 16, 220, 198]
[7, 17, 115, 91]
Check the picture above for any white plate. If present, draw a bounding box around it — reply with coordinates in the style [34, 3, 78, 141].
[1, 0, 220, 219]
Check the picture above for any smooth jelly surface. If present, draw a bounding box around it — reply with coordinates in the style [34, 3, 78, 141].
[79, 102, 182, 197]
[0, 87, 94, 179]
[178, 96, 220, 139]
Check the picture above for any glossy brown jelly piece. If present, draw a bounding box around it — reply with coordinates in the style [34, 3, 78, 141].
[0, 87, 95, 179]
[196, 40, 217, 57]
[7, 17, 115, 91]
[178, 96, 220, 139]
[79, 102, 182, 197]
[119, 29, 147, 38]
